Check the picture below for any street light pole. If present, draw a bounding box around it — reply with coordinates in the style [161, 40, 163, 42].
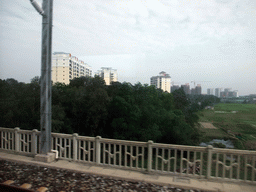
[40, 0, 53, 154]
[30, 0, 53, 154]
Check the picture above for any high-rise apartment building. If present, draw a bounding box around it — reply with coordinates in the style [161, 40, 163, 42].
[181, 84, 191, 94]
[215, 88, 222, 98]
[220, 88, 238, 98]
[196, 85, 202, 95]
[150, 71, 171, 93]
[171, 85, 180, 93]
[207, 88, 214, 95]
[52, 52, 92, 84]
[96, 67, 118, 85]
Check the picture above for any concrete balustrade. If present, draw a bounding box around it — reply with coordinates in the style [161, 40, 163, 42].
[0, 127, 255, 183]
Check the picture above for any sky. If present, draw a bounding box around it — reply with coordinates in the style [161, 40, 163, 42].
[0, 0, 255, 95]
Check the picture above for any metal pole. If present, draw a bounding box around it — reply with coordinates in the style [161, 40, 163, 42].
[40, 0, 53, 154]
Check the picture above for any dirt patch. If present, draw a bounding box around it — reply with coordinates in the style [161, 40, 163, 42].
[199, 122, 217, 129]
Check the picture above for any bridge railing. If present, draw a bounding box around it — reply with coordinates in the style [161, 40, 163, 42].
[1, 127, 255, 183]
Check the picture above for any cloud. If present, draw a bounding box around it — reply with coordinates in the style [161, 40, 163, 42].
[1, 0, 255, 95]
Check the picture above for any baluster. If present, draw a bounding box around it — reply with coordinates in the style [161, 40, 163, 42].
[28, 134, 30, 152]
[230, 154, 233, 179]
[60, 138, 62, 158]
[78, 140, 81, 161]
[180, 150, 183, 174]
[168, 149, 170, 172]
[83, 141, 89, 161]
[5, 132, 7, 149]
[186, 150, 189, 175]
[244, 156, 247, 181]
[88, 141, 91, 162]
[68, 138, 71, 159]
[237, 155, 240, 180]
[125, 145, 127, 167]
[22, 134, 25, 152]
[11, 132, 14, 150]
[136, 146, 138, 168]
[4, 132, 7, 149]
[64, 138, 67, 158]
[119, 144, 121, 166]
[200, 152, 203, 176]
[55, 136, 57, 151]
[5, 131, 7, 149]
[8, 132, 10, 150]
[156, 148, 158, 171]
[66, 138, 69, 158]
[25, 134, 27, 152]
[130, 145, 133, 168]
[93, 141, 95, 162]
[23, 134, 25, 152]
[108, 143, 111, 165]
[142, 146, 144, 170]
[193, 151, 196, 175]
[222, 154, 226, 178]
[114, 144, 116, 166]
[174, 149, 177, 173]
[1, 131, 3, 149]
[252, 156, 255, 182]
[216, 153, 219, 177]
[103, 143, 106, 164]
[161, 148, 164, 171]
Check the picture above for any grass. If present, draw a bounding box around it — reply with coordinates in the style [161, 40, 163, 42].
[197, 103, 256, 150]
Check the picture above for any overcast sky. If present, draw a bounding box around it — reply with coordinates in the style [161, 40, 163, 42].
[0, 0, 255, 95]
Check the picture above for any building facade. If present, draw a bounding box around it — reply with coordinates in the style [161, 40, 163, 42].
[171, 85, 180, 93]
[181, 84, 191, 94]
[207, 88, 214, 95]
[191, 85, 201, 95]
[150, 71, 171, 93]
[215, 88, 222, 98]
[220, 88, 238, 98]
[95, 67, 118, 85]
[52, 52, 92, 84]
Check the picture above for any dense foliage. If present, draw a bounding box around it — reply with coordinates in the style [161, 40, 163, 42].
[0, 77, 214, 146]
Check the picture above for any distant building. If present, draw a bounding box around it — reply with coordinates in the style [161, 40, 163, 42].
[207, 88, 214, 95]
[95, 67, 118, 85]
[191, 88, 195, 95]
[220, 88, 238, 98]
[224, 88, 232, 93]
[52, 52, 92, 84]
[195, 84, 202, 95]
[215, 88, 222, 98]
[171, 85, 180, 93]
[181, 84, 191, 94]
[150, 71, 171, 93]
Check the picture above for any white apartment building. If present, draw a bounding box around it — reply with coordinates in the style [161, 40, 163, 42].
[150, 71, 171, 93]
[52, 52, 92, 84]
[95, 67, 118, 85]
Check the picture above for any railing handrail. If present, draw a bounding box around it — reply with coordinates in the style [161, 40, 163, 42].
[1, 127, 256, 154]
[1, 127, 255, 183]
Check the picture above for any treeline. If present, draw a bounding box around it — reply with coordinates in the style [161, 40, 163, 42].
[0, 77, 219, 145]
